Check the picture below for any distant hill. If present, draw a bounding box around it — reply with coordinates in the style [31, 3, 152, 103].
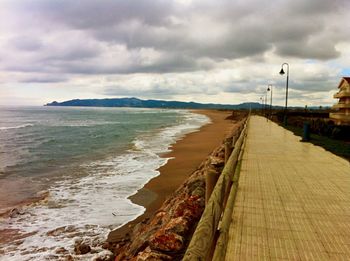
[45, 97, 264, 110]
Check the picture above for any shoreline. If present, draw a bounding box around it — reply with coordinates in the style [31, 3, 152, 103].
[108, 109, 235, 242]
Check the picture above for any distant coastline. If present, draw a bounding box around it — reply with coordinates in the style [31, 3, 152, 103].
[45, 97, 330, 110]
[45, 97, 262, 110]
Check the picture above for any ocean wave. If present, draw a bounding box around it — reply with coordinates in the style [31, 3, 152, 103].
[42, 120, 120, 127]
[133, 111, 210, 154]
[0, 110, 210, 260]
[0, 124, 34, 131]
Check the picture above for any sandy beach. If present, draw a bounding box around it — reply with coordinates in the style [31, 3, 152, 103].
[108, 109, 235, 241]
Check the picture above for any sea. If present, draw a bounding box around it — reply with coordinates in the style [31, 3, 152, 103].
[0, 106, 210, 260]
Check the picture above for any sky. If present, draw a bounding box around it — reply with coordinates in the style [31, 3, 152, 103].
[0, 0, 350, 106]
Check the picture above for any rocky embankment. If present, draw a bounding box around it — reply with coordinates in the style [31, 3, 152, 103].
[102, 113, 246, 261]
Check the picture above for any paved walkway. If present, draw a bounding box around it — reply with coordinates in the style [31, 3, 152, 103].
[225, 116, 350, 260]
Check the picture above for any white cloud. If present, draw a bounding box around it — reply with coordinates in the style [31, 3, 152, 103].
[0, 0, 349, 105]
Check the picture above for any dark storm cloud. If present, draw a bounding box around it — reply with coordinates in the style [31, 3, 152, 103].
[285, 0, 342, 16]
[275, 41, 340, 60]
[10, 0, 174, 29]
[287, 78, 338, 92]
[103, 80, 218, 98]
[41, 46, 100, 62]
[10, 36, 43, 52]
[19, 75, 68, 83]
[1, 0, 349, 97]
[42, 53, 204, 75]
[103, 84, 180, 97]
[6, 0, 349, 65]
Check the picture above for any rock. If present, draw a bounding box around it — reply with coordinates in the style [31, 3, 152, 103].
[217, 150, 225, 159]
[55, 247, 68, 254]
[142, 217, 150, 224]
[74, 237, 83, 244]
[91, 248, 99, 254]
[135, 247, 172, 261]
[102, 241, 118, 252]
[47, 226, 66, 236]
[149, 230, 184, 252]
[164, 217, 189, 236]
[149, 211, 166, 227]
[102, 241, 110, 249]
[74, 241, 91, 255]
[9, 208, 24, 218]
[173, 195, 204, 221]
[191, 186, 205, 197]
[13, 239, 24, 246]
[209, 156, 224, 168]
[187, 178, 205, 194]
[92, 250, 114, 261]
[126, 231, 150, 256]
[131, 223, 146, 241]
[115, 251, 127, 261]
[102, 123, 246, 260]
[65, 255, 74, 261]
[44, 255, 59, 260]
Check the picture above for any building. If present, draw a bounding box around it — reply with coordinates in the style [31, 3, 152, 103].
[330, 77, 350, 125]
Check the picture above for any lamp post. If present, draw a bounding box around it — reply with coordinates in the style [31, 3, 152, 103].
[267, 84, 273, 119]
[279, 63, 289, 125]
[265, 93, 268, 118]
[260, 97, 263, 116]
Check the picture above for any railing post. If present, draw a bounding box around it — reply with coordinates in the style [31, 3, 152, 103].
[183, 117, 249, 261]
[224, 137, 233, 164]
[205, 168, 220, 205]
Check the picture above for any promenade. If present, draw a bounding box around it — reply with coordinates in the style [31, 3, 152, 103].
[225, 116, 350, 260]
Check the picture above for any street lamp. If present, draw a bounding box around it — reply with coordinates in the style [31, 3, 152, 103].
[267, 84, 273, 119]
[260, 97, 263, 115]
[264, 93, 268, 118]
[279, 63, 289, 125]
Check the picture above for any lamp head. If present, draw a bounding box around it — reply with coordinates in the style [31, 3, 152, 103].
[279, 68, 285, 75]
[267, 87, 270, 91]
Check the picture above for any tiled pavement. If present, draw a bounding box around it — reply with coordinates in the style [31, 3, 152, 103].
[225, 116, 350, 260]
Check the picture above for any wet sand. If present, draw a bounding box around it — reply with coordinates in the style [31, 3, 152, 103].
[108, 109, 235, 241]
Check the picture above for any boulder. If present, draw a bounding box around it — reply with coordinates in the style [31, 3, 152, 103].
[9, 208, 25, 218]
[55, 247, 68, 254]
[173, 195, 204, 221]
[134, 247, 172, 261]
[187, 178, 205, 194]
[74, 241, 91, 255]
[148, 211, 166, 227]
[104, 124, 244, 260]
[92, 250, 114, 261]
[191, 186, 205, 197]
[164, 217, 189, 236]
[149, 230, 184, 252]
[210, 156, 225, 168]
[65, 255, 74, 261]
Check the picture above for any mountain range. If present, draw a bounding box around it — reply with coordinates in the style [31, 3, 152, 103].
[45, 97, 265, 110]
[46, 97, 329, 110]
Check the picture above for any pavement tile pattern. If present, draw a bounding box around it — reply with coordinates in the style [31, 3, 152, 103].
[225, 116, 350, 261]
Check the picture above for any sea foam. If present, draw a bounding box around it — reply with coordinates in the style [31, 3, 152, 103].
[0, 124, 34, 131]
[0, 110, 210, 260]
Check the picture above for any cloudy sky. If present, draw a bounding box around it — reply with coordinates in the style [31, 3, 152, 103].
[1, 0, 350, 106]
